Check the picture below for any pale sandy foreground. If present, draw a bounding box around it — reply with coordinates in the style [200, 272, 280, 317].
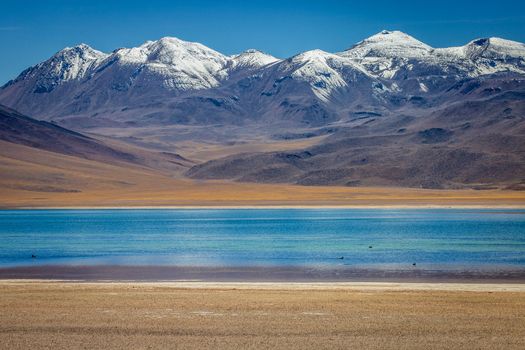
[1, 282, 525, 349]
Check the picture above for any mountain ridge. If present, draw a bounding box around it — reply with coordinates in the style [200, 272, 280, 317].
[3, 30, 524, 97]
[2, 31, 524, 126]
[1, 31, 524, 190]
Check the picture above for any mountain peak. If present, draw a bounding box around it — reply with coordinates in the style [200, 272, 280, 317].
[242, 49, 263, 54]
[237, 49, 276, 58]
[144, 36, 221, 53]
[293, 49, 334, 61]
[236, 48, 274, 57]
[158, 36, 184, 43]
[5, 43, 109, 93]
[229, 49, 279, 70]
[152, 36, 198, 48]
[371, 30, 412, 39]
[136, 36, 227, 66]
[341, 30, 432, 59]
[356, 30, 428, 46]
[65, 43, 92, 51]
[55, 43, 107, 60]
[466, 37, 525, 50]
[463, 36, 525, 60]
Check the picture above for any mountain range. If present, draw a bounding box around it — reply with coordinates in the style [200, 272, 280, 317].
[1, 30, 524, 190]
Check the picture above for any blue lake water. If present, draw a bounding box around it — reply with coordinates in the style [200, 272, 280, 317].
[1, 209, 525, 270]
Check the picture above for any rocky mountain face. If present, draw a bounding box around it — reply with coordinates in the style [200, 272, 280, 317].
[1, 31, 524, 189]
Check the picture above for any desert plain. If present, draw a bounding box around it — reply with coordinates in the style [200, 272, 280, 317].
[0, 281, 524, 350]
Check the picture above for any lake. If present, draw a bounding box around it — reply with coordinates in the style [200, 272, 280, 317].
[1, 209, 524, 275]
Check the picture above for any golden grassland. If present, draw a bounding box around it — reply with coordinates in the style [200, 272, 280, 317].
[1, 140, 525, 208]
[1, 281, 524, 349]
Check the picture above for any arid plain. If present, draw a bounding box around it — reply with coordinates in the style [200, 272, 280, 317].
[2, 141, 525, 208]
[1, 282, 525, 350]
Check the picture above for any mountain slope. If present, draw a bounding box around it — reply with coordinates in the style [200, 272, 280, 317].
[0, 104, 138, 163]
[0, 104, 194, 174]
[187, 75, 525, 189]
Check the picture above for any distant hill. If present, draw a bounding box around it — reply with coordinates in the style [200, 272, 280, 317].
[0, 104, 139, 164]
[0, 104, 193, 172]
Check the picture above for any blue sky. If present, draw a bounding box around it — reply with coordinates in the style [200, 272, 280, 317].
[1, 0, 524, 84]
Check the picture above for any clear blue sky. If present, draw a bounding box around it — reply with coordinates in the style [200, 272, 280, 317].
[1, 0, 524, 84]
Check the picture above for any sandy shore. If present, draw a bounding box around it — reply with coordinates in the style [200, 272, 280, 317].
[1, 281, 524, 349]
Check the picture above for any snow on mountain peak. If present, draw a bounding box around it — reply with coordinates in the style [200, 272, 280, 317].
[101, 37, 230, 91]
[293, 49, 332, 61]
[60, 43, 86, 52]
[229, 49, 279, 70]
[278, 49, 373, 102]
[463, 37, 525, 60]
[140, 37, 227, 65]
[3, 31, 524, 106]
[363, 30, 430, 47]
[341, 30, 432, 59]
[30, 43, 108, 86]
[56, 43, 107, 59]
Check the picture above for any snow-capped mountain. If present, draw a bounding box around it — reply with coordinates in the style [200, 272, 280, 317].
[341, 30, 433, 60]
[4, 44, 108, 94]
[339, 31, 525, 86]
[111, 36, 229, 90]
[0, 30, 524, 129]
[1, 31, 524, 190]
[228, 49, 279, 71]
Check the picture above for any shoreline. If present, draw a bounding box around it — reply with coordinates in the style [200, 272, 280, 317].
[3, 204, 525, 209]
[2, 265, 525, 284]
[2, 280, 525, 292]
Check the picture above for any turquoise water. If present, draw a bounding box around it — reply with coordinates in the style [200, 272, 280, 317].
[0, 209, 524, 270]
